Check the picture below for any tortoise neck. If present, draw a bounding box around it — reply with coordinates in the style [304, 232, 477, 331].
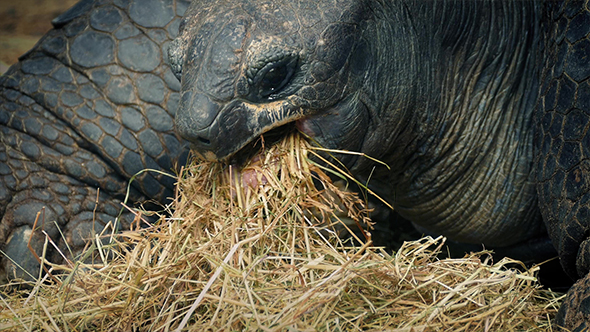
[388, 0, 546, 246]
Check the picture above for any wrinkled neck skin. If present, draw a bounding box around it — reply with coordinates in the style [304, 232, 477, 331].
[358, 0, 545, 246]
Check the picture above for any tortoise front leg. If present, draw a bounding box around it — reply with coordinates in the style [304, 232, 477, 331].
[534, 0, 590, 329]
[0, 131, 135, 281]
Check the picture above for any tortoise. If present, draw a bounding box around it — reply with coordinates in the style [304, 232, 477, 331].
[1, 0, 589, 329]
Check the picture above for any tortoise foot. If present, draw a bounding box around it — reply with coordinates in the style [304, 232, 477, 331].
[555, 272, 590, 331]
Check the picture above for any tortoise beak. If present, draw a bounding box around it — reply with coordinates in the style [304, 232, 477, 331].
[175, 91, 304, 161]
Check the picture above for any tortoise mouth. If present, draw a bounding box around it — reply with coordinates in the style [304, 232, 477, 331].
[227, 123, 297, 166]
[177, 96, 307, 162]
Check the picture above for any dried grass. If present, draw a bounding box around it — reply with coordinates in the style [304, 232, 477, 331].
[0, 132, 562, 331]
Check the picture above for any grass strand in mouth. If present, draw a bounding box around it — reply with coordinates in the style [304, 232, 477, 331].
[0, 132, 561, 331]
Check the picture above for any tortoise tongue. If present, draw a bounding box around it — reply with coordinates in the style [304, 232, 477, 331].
[235, 154, 269, 189]
[295, 118, 316, 137]
[229, 124, 298, 194]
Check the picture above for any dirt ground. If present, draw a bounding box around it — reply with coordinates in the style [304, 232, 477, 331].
[0, 0, 78, 74]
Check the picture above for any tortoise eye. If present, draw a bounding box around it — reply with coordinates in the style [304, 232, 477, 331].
[254, 56, 297, 100]
[259, 64, 292, 97]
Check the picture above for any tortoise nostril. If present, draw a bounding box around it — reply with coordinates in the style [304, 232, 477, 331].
[198, 136, 211, 145]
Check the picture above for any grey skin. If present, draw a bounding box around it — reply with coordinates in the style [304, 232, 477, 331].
[1, 0, 589, 330]
[0, 0, 191, 283]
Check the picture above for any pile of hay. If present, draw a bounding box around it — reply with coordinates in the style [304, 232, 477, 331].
[0, 133, 562, 331]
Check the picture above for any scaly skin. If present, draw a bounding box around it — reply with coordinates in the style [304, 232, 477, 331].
[0, 0, 190, 280]
[534, 0, 590, 329]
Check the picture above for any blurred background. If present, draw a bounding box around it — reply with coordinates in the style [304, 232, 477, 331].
[0, 0, 78, 74]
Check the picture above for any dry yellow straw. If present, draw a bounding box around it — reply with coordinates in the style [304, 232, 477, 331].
[0, 132, 562, 331]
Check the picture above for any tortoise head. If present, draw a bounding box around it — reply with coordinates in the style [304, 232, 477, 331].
[166, 0, 391, 164]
